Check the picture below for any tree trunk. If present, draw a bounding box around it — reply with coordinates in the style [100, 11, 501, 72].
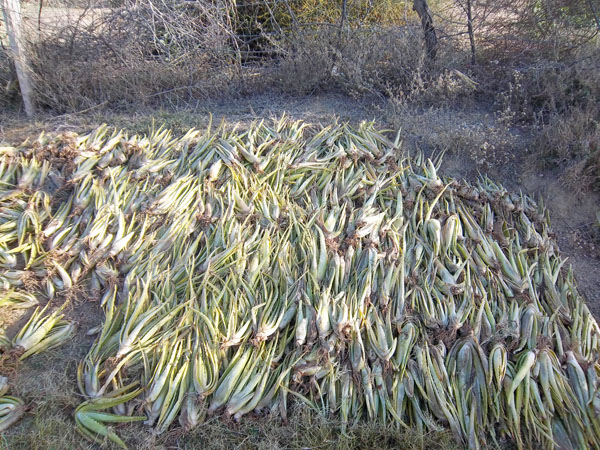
[340, 0, 347, 30]
[2, 0, 36, 116]
[466, 0, 476, 64]
[586, 0, 600, 31]
[413, 0, 437, 59]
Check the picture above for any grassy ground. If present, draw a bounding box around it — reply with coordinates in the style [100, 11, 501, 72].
[0, 305, 460, 449]
[3, 348, 461, 450]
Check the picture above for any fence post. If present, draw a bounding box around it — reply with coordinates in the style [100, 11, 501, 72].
[1, 0, 35, 117]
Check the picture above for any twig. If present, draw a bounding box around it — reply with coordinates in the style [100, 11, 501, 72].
[50, 101, 109, 120]
[37, 0, 43, 33]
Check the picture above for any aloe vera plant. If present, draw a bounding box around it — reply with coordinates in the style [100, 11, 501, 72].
[0, 395, 25, 432]
[74, 385, 145, 449]
[12, 307, 74, 360]
[0, 119, 600, 449]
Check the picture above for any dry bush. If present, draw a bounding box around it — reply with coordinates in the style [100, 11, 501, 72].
[487, 47, 600, 124]
[3, 0, 595, 117]
[27, 0, 241, 112]
[535, 104, 600, 191]
[479, 0, 598, 61]
[433, 0, 598, 63]
[495, 42, 600, 191]
[0, 44, 17, 108]
[387, 105, 519, 173]
[254, 0, 598, 108]
[271, 0, 412, 28]
[270, 25, 474, 102]
[430, 0, 599, 122]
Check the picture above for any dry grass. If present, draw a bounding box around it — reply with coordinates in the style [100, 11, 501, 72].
[489, 47, 600, 124]
[269, 25, 476, 104]
[173, 408, 460, 450]
[1, 344, 460, 450]
[2, 403, 460, 450]
[386, 104, 522, 178]
[534, 104, 600, 192]
[0, 342, 85, 449]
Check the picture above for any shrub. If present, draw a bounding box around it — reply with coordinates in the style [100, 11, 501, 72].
[487, 47, 600, 124]
[270, 24, 472, 100]
[27, 1, 240, 112]
[535, 104, 600, 191]
[0, 42, 18, 109]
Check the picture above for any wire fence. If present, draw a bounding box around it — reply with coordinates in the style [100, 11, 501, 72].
[3, 0, 419, 56]
[19, 0, 599, 62]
